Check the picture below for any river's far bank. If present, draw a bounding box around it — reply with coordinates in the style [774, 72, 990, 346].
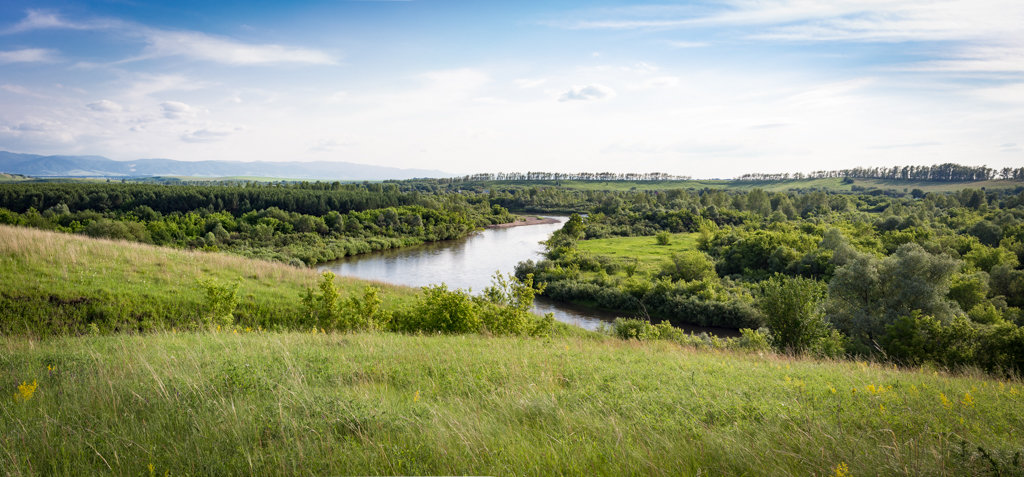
[487, 215, 561, 229]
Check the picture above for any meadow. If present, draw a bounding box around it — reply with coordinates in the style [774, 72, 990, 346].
[576, 232, 700, 273]
[3, 330, 1023, 475]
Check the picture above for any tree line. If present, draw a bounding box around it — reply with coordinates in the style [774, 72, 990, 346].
[736, 163, 1024, 182]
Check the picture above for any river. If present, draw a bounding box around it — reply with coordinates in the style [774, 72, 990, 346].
[319, 217, 735, 335]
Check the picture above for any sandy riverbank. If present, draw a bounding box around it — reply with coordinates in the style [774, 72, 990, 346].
[486, 216, 561, 229]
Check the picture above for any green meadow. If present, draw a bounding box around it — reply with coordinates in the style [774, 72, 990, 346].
[4, 330, 1024, 476]
[577, 232, 700, 272]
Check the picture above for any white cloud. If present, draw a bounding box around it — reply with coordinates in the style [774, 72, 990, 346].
[558, 84, 616, 101]
[3, 10, 98, 33]
[160, 101, 194, 119]
[86, 100, 123, 112]
[180, 124, 242, 143]
[666, 41, 709, 49]
[5, 10, 336, 66]
[554, 1, 1024, 76]
[0, 48, 57, 63]
[140, 30, 337, 66]
[515, 78, 547, 89]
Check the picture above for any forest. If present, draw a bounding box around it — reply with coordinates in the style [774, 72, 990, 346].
[0, 182, 514, 265]
[511, 184, 1024, 374]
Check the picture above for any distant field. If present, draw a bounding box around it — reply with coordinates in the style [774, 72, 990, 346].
[3, 330, 1021, 475]
[0, 173, 29, 183]
[577, 233, 700, 272]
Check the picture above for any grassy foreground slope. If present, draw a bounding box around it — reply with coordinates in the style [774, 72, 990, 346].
[0, 224, 417, 336]
[3, 331, 1023, 475]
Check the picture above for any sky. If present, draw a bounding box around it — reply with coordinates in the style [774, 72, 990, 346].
[0, 1, 1022, 178]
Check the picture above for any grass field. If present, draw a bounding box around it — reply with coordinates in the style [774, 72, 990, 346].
[0, 224, 418, 336]
[0, 173, 29, 183]
[577, 232, 700, 273]
[3, 331, 1022, 475]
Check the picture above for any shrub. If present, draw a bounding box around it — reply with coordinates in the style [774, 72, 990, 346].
[757, 275, 830, 353]
[737, 328, 772, 352]
[199, 278, 240, 327]
[655, 231, 671, 245]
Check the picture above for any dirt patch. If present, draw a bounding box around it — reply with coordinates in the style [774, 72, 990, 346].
[486, 216, 561, 229]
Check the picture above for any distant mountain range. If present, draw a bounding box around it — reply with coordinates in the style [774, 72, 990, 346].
[0, 151, 450, 180]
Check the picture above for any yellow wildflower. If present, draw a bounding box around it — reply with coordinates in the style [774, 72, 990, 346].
[940, 392, 952, 409]
[962, 392, 975, 408]
[829, 386, 837, 394]
[414, 390, 420, 402]
[13, 380, 37, 402]
[834, 461, 850, 477]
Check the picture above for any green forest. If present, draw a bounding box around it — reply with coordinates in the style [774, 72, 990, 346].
[0, 182, 514, 265]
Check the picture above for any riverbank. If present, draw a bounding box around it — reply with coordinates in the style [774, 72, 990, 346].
[487, 215, 561, 228]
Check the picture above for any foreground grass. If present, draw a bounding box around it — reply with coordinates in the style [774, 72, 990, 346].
[2, 331, 1022, 475]
[0, 224, 418, 336]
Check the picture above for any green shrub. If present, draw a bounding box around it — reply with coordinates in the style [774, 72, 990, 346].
[199, 278, 240, 327]
[757, 275, 830, 353]
[737, 328, 772, 352]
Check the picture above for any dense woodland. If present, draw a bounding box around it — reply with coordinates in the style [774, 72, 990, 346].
[512, 184, 1024, 374]
[0, 182, 514, 265]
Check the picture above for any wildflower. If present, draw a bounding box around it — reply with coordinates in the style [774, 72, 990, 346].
[962, 392, 975, 408]
[564, 344, 569, 351]
[940, 392, 952, 409]
[879, 404, 885, 413]
[414, 390, 420, 402]
[148, 463, 155, 476]
[13, 380, 37, 402]
[834, 461, 850, 477]
[829, 385, 837, 394]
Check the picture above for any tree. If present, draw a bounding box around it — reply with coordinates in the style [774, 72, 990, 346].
[826, 243, 960, 351]
[757, 275, 829, 353]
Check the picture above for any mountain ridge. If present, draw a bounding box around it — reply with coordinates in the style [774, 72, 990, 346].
[0, 151, 450, 180]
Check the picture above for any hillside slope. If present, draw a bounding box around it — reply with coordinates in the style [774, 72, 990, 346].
[0, 224, 417, 336]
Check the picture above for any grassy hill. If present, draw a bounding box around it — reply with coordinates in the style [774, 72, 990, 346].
[0, 172, 29, 183]
[2, 225, 1023, 475]
[0, 224, 418, 336]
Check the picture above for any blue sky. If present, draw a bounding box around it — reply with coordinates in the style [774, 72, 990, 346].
[1, 1, 1022, 177]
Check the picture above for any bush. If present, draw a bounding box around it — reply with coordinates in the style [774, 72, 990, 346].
[302, 271, 389, 331]
[655, 231, 671, 245]
[757, 275, 830, 353]
[199, 278, 240, 327]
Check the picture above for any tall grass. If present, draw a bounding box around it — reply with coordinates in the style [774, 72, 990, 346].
[2, 331, 1022, 475]
[0, 224, 416, 336]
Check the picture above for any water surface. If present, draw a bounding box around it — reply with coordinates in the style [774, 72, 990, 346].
[320, 217, 735, 336]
